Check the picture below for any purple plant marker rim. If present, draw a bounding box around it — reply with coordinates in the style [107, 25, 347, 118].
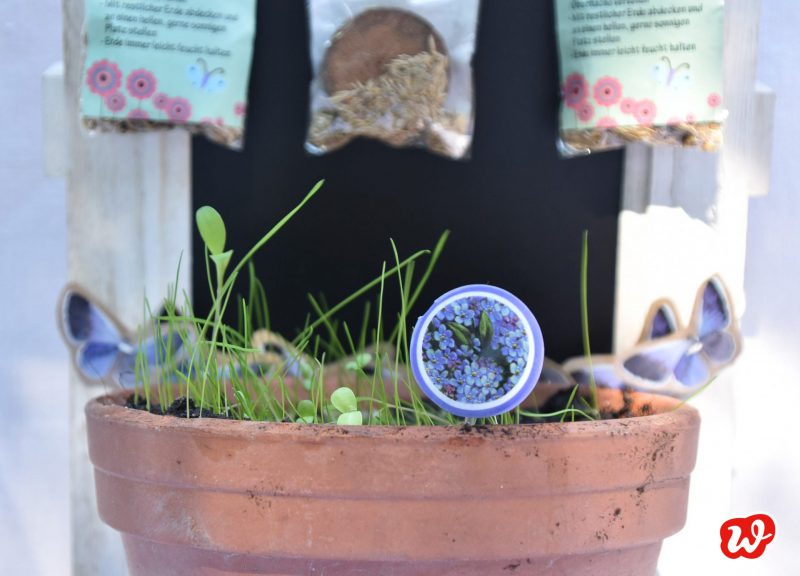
[410, 284, 545, 419]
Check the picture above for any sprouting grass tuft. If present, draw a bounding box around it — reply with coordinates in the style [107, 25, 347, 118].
[132, 181, 596, 427]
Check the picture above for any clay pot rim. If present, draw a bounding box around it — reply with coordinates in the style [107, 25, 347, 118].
[87, 387, 700, 442]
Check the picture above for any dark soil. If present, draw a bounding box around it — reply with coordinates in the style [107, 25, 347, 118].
[126, 387, 652, 423]
[125, 395, 233, 419]
[521, 387, 641, 424]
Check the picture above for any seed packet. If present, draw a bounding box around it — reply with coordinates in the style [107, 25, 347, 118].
[554, 0, 727, 156]
[80, 0, 257, 149]
[305, 0, 481, 160]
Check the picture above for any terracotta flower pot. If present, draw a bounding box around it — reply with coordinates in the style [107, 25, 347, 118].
[86, 388, 699, 576]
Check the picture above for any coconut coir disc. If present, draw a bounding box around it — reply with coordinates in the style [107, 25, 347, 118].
[322, 8, 448, 94]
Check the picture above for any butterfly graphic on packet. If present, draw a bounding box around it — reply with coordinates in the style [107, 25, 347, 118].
[187, 58, 227, 93]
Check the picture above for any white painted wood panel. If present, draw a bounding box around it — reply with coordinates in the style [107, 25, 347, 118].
[61, 1, 192, 574]
[614, 1, 774, 574]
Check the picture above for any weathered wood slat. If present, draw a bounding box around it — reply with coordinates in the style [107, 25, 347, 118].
[615, 1, 773, 574]
[62, 1, 192, 574]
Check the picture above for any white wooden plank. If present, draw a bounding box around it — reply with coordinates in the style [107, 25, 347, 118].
[61, 1, 193, 574]
[43, 62, 68, 178]
[747, 83, 776, 198]
[616, 1, 771, 574]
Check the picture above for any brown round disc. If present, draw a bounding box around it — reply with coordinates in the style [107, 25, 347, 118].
[321, 8, 447, 94]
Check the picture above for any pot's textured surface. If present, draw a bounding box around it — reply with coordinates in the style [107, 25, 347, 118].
[86, 389, 700, 576]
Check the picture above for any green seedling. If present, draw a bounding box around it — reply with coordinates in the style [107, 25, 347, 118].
[296, 400, 316, 424]
[331, 387, 362, 426]
[130, 180, 601, 427]
[345, 353, 373, 372]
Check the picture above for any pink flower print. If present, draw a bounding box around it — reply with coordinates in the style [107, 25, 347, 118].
[153, 93, 171, 111]
[128, 109, 150, 120]
[634, 100, 657, 126]
[593, 77, 622, 107]
[563, 73, 589, 109]
[707, 93, 722, 108]
[597, 116, 618, 129]
[576, 101, 595, 123]
[86, 60, 122, 96]
[686, 113, 697, 122]
[126, 69, 157, 100]
[234, 102, 247, 117]
[105, 92, 127, 113]
[620, 98, 636, 115]
[167, 97, 192, 123]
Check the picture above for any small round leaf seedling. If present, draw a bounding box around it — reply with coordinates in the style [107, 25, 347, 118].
[296, 400, 316, 424]
[337, 411, 364, 426]
[410, 285, 544, 418]
[331, 387, 362, 425]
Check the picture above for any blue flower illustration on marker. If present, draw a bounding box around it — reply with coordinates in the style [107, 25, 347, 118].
[411, 285, 544, 418]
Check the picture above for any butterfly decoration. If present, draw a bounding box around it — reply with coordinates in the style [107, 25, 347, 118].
[639, 298, 681, 341]
[247, 331, 403, 395]
[537, 357, 575, 388]
[249, 329, 316, 387]
[58, 285, 185, 388]
[187, 58, 227, 93]
[652, 56, 693, 90]
[559, 299, 683, 391]
[619, 276, 742, 396]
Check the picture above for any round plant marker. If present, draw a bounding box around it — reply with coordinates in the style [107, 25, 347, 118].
[410, 285, 544, 418]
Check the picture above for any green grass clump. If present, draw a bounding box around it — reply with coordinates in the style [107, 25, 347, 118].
[133, 180, 594, 426]
[133, 180, 461, 425]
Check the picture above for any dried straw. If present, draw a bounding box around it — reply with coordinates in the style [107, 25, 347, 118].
[561, 122, 723, 155]
[83, 117, 244, 150]
[308, 38, 469, 159]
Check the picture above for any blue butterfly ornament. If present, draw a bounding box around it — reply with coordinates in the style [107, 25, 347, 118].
[562, 298, 682, 391]
[619, 276, 742, 396]
[58, 285, 184, 388]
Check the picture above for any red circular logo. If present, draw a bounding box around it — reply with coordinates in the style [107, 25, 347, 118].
[720, 514, 776, 559]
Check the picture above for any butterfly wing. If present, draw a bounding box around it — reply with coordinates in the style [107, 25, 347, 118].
[538, 358, 575, 388]
[673, 349, 711, 388]
[619, 337, 693, 386]
[651, 60, 671, 86]
[251, 329, 290, 365]
[669, 68, 693, 91]
[187, 61, 206, 88]
[563, 355, 625, 389]
[77, 342, 122, 381]
[640, 298, 681, 342]
[702, 330, 738, 364]
[696, 277, 732, 337]
[61, 288, 121, 346]
[250, 329, 314, 383]
[59, 286, 128, 383]
[204, 74, 227, 94]
[694, 275, 742, 366]
[140, 327, 185, 367]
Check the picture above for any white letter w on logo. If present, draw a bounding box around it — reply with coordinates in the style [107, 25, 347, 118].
[725, 520, 774, 555]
